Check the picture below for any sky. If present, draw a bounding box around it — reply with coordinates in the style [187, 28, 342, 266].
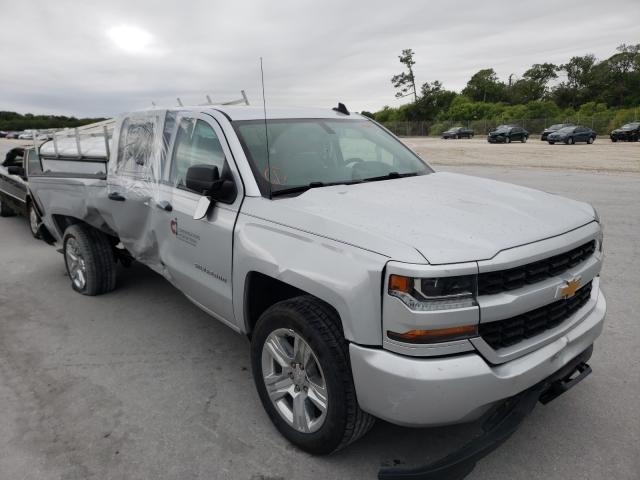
[1, 0, 638, 118]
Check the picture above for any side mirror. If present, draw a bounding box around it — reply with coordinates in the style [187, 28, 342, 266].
[8, 165, 25, 177]
[186, 164, 223, 196]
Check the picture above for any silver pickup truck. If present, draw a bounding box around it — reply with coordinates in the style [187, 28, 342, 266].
[28, 105, 605, 469]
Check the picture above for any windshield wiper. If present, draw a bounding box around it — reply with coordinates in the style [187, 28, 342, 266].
[360, 171, 418, 183]
[270, 181, 326, 197]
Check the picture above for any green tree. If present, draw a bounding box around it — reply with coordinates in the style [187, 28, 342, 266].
[462, 69, 507, 102]
[391, 49, 418, 102]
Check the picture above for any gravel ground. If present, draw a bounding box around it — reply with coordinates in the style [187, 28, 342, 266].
[1, 138, 639, 479]
[405, 136, 640, 174]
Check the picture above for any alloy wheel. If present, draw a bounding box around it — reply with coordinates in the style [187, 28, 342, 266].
[261, 328, 328, 433]
[65, 238, 87, 290]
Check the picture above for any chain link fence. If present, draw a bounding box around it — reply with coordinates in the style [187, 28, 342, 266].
[381, 115, 640, 137]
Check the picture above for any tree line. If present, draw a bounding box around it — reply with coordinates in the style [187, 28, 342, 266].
[0, 111, 106, 131]
[363, 44, 640, 129]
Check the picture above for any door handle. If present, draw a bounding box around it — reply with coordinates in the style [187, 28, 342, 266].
[108, 192, 126, 202]
[156, 200, 173, 212]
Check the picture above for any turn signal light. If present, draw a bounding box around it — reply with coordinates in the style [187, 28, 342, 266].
[387, 325, 478, 344]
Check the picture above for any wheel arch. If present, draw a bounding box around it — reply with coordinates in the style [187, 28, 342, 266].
[233, 215, 388, 346]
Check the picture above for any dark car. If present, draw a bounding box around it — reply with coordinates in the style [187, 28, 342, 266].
[547, 125, 596, 145]
[610, 122, 640, 142]
[441, 126, 474, 139]
[0, 131, 8, 138]
[540, 123, 575, 141]
[0, 146, 44, 237]
[487, 125, 528, 143]
[5, 131, 20, 139]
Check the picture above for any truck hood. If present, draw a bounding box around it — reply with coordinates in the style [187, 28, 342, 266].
[245, 172, 596, 264]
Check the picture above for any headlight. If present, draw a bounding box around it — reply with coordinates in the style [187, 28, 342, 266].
[388, 274, 477, 311]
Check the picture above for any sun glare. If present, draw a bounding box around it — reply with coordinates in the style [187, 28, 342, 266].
[107, 25, 154, 54]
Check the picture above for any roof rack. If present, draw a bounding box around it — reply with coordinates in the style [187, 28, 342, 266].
[36, 119, 115, 160]
[33, 90, 250, 160]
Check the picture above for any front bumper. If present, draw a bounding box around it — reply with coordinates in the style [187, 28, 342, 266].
[350, 288, 605, 427]
[487, 136, 505, 143]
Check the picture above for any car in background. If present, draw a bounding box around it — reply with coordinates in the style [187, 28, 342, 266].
[610, 122, 640, 142]
[0, 145, 44, 237]
[5, 131, 21, 139]
[487, 125, 528, 143]
[441, 126, 474, 139]
[540, 123, 575, 141]
[0, 131, 8, 138]
[547, 126, 596, 145]
[18, 130, 35, 139]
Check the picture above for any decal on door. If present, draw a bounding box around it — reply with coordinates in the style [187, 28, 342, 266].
[170, 218, 200, 247]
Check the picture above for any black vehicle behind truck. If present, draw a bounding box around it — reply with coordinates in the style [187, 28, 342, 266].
[487, 125, 528, 143]
[610, 122, 640, 142]
[441, 126, 474, 139]
[0, 146, 44, 237]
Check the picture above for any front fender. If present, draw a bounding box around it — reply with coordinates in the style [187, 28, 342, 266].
[232, 212, 389, 345]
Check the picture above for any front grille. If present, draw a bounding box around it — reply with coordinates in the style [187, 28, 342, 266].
[478, 240, 596, 295]
[479, 281, 593, 350]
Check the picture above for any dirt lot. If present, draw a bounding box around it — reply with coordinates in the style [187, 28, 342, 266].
[1, 138, 639, 479]
[405, 136, 640, 174]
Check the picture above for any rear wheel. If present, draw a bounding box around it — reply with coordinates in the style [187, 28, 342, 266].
[63, 224, 116, 296]
[0, 198, 15, 217]
[587, 136, 594, 144]
[251, 295, 374, 454]
[611, 137, 617, 142]
[505, 137, 511, 144]
[548, 141, 555, 145]
[522, 136, 527, 143]
[27, 202, 40, 238]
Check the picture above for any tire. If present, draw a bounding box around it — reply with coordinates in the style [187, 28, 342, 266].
[522, 136, 527, 143]
[505, 137, 511, 144]
[455, 134, 460, 139]
[63, 224, 116, 296]
[0, 198, 16, 217]
[588, 137, 594, 144]
[548, 141, 555, 145]
[27, 201, 41, 238]
[611, 137, 617, 142]
[251, 295, 375, 454]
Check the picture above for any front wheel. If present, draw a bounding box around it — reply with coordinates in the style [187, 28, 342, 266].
[522, 136, 527, 143]
[251, 296, 374, 454]
[505, 137, 511, 144]
[548, 141, 555, 145]
[588, 137, 594, 144]
[63, 224, 116, 295]
[611, 137, 617, 142]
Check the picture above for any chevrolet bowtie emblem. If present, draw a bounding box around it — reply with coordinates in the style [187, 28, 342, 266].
[559, 278, 581, 298]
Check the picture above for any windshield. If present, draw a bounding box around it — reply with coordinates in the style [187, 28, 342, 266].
[446, 127, 462, 132]
[548, 124, 566, 130]
[234, 118, 431, 196]
[495, 126, 511, 133]
[621, 123, 640, 130]
[557, 127, 575, 134]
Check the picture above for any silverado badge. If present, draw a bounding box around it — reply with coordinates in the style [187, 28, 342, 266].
[558, 277, 581, 299]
